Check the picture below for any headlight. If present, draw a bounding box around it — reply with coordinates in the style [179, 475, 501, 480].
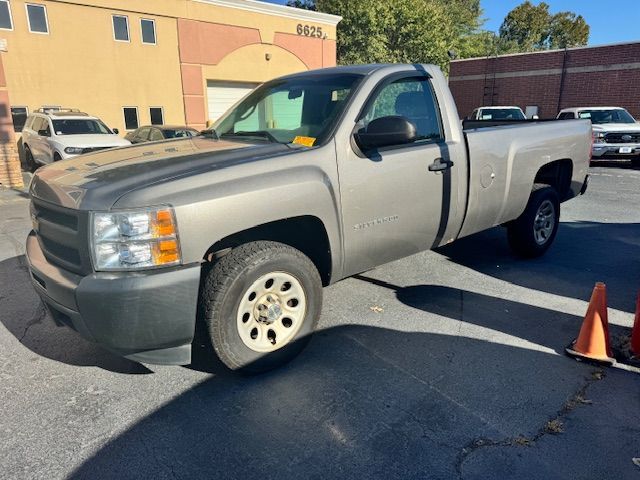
[90, 206, 181, 271]
[591, 131, 605, 142]
[64, 147, 84, 154]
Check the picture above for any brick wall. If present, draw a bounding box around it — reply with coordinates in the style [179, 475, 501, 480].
[449, 41, 640, 119]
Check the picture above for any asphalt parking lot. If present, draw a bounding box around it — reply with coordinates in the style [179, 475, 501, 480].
[1, 163, 639, 480]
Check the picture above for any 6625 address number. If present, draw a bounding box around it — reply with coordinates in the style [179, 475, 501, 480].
[296, 24, 323, 38]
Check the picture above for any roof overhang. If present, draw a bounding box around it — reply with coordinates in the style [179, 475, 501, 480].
[193, 0, 342, 26]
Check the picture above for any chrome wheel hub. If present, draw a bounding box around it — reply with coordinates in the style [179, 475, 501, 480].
[237, 272, 307, 353]
[533, 199, 555, 245]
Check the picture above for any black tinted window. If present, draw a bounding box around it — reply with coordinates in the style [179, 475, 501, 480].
[141, 19, 156, 44]
[112, 15, 129, 41]
[123, 107, 138, 130]
[363, 77, 442, 143]
[0, 1, 12, 30]
[150, 107, 163, 125]
[52, 119, 111, 135]
[11, 107, 28, 132]
[27, 4, 48, 33]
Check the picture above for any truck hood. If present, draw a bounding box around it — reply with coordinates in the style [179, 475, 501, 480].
[30, 137, 292, 210]
[591, 123, 640, 133]
[51, 134, 131, 148]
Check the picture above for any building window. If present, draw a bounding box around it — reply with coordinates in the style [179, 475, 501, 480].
[149, 107, 163, 125]
[123, 107, 138, 130]
[141, 18, 156, 44]
[112, 15, 129, 42]
[26, 4, 48, 34]
[0, 1, 13, 30]
[11, 106, 28, 132]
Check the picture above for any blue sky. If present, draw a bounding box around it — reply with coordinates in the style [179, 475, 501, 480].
[261, 0, 640, 46]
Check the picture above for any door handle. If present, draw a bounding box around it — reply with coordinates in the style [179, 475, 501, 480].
[428, 157, 454, 172]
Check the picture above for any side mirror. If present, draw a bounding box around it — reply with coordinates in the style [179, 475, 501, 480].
[354, 115, 416, 151]
[38, 129, 50, 137]
[112, 128, 119, 135]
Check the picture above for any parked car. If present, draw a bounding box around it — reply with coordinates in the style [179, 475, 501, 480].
[21, 108, 130, 171]
[125, 125, 200, 144]
[26, 64, 591, 373]
[557, 107, 640, 166]
[468, 106, 527, 120]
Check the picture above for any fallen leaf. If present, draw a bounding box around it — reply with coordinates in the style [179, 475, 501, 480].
[369, 305, 384, 313]
[545, 419, 564, 434]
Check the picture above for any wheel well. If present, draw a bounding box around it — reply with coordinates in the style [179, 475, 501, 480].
[204, 216, 332, 286]
[534, 159, 573, 201]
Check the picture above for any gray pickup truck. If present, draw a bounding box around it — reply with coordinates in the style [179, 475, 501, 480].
[26, 64, 591, 372]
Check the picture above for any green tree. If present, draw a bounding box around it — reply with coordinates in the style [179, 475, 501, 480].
[286, 0, 316, 10]
[312, 0, 484, 71]
[548, 11, 589, 49]
[499, 1, 589, 52]
[499, 1, 551, 51]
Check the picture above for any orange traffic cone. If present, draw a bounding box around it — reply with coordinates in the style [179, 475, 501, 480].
[566, 282, 615, 365]
[630, 291, 640, 358]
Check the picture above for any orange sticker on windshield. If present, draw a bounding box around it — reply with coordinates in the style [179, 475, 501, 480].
[292, 136, 316, 147]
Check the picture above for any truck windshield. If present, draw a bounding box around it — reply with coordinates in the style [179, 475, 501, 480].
[211, 73, 363, 146]
[479, 108, 525, 120]
[52, 119, 112, 135]
[577, 109, 636, 124]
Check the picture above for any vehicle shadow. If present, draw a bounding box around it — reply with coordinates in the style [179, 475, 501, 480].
[67, 318, 634, 480]
[0, 255, 152, 374]
[437, 221, 640, 313]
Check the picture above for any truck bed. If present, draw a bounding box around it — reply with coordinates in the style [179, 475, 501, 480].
[458, 119, 592, 239]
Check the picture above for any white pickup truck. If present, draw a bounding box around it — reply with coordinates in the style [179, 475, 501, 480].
[26, 64, 591, 372]
[468, 106, 527, 121]
[558, 106, 640, 166]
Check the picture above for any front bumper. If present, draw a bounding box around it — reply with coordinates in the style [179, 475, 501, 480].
[25, 231, 201, 365]
[591, 143, 640, 158]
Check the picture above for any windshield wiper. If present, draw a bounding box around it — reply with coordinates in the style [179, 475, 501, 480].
[221, 131, 281, 143]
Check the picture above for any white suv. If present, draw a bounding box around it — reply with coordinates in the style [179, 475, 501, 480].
[21, 109, 131, 171]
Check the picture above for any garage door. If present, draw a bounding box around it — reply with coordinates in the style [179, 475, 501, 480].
[206, 81, 259, 124]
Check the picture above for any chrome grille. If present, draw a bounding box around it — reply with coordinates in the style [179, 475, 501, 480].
[604, 132, 640, 144]
[31, 198, 92, 275]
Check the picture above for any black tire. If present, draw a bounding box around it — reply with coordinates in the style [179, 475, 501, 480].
[199, 241, 322, 374]
[507, 184, 560, 258]
[631, 157, 640, 169]
[25, 146, 38, 173]
[53, 152, 62, 161]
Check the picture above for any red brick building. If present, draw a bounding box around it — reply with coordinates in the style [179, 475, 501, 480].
[448, 41, 640, 120]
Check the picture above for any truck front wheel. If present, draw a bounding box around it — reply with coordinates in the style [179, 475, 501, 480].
[507, 185, 560, 258]
[199, 241, 322, 373]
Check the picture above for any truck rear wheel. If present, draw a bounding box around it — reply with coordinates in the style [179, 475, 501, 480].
[199, 241, 322, 374]
[507, 185, 560, 258]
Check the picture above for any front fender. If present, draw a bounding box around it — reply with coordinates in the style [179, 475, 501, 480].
[114, 145, 344, 280]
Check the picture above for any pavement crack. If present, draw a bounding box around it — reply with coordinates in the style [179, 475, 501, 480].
[19, 301, 47, 342]
[455, 367, 606, 479]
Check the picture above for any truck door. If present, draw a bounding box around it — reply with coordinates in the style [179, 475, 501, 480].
[338, 74, 457, 276]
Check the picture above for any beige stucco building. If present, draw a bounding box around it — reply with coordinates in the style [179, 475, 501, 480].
[0, 0, 340, 187]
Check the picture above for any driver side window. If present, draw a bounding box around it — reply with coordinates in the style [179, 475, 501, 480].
[363, 77, 442, 143]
